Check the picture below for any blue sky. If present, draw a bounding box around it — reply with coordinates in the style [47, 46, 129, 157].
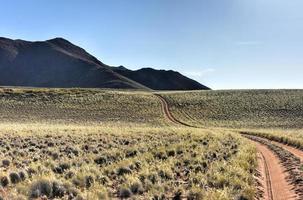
[1, 0, 302, 89]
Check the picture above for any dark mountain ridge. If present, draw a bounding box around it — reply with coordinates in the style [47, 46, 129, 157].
[112, 67, 210, 90]
[0, 37, 210, 90]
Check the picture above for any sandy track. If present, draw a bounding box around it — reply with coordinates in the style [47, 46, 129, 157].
[154, 94, 195, 127]
[256, 151, 273, 200]
[252, 140, 298, 200]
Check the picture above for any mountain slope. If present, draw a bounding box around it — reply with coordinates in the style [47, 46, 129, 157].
[0, 37, 209, 90]
[0, 37, 147, 89]
[112, 67, 210, 90]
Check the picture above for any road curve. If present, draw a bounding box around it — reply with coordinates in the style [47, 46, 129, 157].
[271, 141, 303, 162]
[154, 93, 196, 127]
[154, 93, 299, 200]
[252, 140, 298, 200]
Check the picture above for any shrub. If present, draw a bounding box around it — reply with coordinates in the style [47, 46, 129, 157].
[176, 147, 183, 155]
[130, 182, 144, 194]
[53, 166, 64, 174]
[27, 168, 36, 178]
[19, 171, 26, 181]
[85, 175, 94, 188]
[202, 161, 208, 169]
[116, 166, 132, 176]
[0, 176, 9, 187]
[51, 152, 59, 160]
[126, 149, 137, 158]
[59, 162, 71, 171]
[9, 172, 21, 184]
[66, 187, 79, 198]
[158, 169, 173, 180]
[167, 149, 176, 157]
[118, 186, 132, 198]
[96, 175, 109, 185]
[29, 179, 53, 198]
[2, 159, 10, 167]
[51, 181, 66, 198]
[147, 173, 158, 184]
[134, 161, 141, 170]
[235, 194, 249, 200]
[65, 171, 75, 179]
[153, 150, 167, 160]
[53, 162, 71, 174]
[94, 156, 107, 165]
[172, 190, 182, 200]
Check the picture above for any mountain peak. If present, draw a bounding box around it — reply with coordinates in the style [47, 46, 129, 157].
[0, 37, 210, 90]
[47, 37, 73, 45]
[48, 37, 68, 41]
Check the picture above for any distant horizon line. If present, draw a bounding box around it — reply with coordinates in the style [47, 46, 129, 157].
[0, 85, 302, 91]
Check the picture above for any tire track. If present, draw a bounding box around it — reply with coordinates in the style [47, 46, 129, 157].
[154, 93, 299, 200]
[245, 135, 303, 200]
[259, 152, 274, 200]
[251, 140, 297, 200]
[154, 93, 196, 127]
[240, 132, 303, 162]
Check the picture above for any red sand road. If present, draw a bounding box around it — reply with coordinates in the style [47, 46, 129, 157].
[251, 141, 298, 200]
[256, 151, 273, 200]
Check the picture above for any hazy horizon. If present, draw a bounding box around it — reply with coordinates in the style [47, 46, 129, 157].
[1, 0, 302, 89]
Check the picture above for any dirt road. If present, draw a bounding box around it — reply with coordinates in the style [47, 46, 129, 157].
[154, 93, 196, 127]
[252, 141, 297, 200]
[154, 93, 300, 200]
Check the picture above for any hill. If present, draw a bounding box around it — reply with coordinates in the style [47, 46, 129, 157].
[0, 88, 301, 128]
[112, 67, 210, 90]
[0, 37, 209, 90]
[161, 89, 303, 128]
[0, 88, 164, 125]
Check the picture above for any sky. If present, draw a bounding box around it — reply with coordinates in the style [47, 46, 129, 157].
[1, 0, 302, 89]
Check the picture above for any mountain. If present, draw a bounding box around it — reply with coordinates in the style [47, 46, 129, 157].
[0, 37, 147, 89]
[0, 37, 210, 90]
[112, 67, 210, 90]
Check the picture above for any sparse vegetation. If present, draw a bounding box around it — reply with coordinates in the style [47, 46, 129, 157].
[0, 88, 164, 126]
[0, 124, 256, 199]
[1, 87, 302, 199]
[161, 90, 303, 128]
[240, 129, 303, 150]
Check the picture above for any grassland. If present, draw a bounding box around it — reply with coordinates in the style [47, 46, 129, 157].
[0, 88, 302, 199]
[0, 124, 256, 199]
[0, 88, 164, 126]
[161, 90, 303, 128]
[240, 129, 303, 150]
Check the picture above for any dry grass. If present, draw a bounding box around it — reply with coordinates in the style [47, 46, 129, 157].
[0, 88, 165, 126]
[0, 125, 256, 199]
[3, 88, 297, 199]
[239, 128, 303, 150]
[161, 90, 303, 128]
